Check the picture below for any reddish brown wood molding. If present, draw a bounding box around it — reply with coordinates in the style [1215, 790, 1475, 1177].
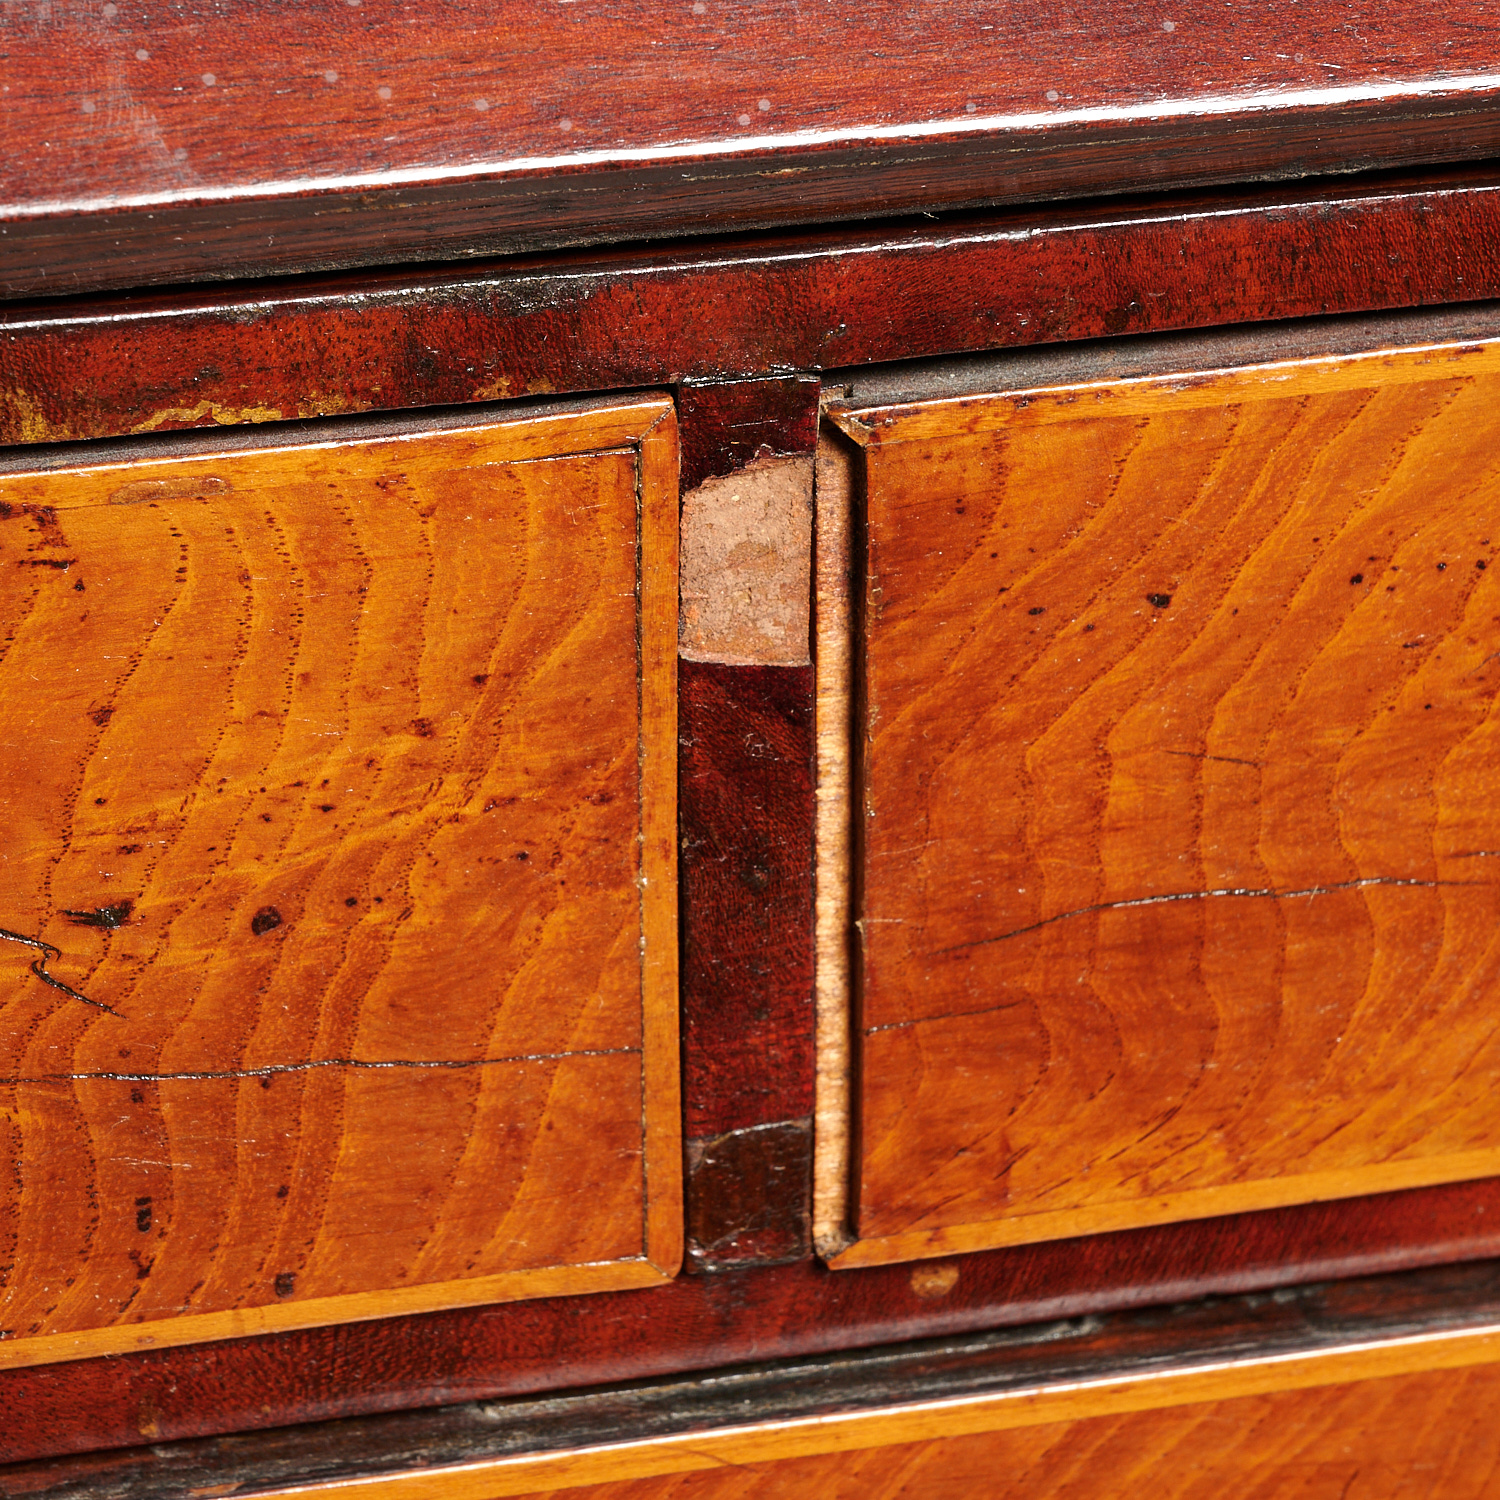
[677, 376, 820, 1271]
[8, 1175, 1500, 1465]
[2, 2, 1499, 295]
[5, 167, 1500, 446]
[11, 1255, 1500, 1498]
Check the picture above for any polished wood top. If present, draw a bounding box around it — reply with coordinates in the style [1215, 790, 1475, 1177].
[2, 1, 1497, 297]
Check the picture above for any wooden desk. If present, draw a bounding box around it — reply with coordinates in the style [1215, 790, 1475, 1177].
[3, 4, 1500, 1493]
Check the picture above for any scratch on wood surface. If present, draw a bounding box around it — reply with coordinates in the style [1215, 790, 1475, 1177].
[0, 1047, 639, 1086]
[938, 876, 1471, 957]
[679, 448, 812, 666]
[0, 925, 119, 1016]
[813, 429, 854, 1257]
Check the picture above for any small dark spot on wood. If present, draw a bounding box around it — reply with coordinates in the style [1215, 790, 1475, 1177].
[135, 1198, 151, 1233]
[73, 579, 85, 592]
[89, 706, 114, 727]
[129, 1088, 144, 1104]
[1478, 560, 1488, 570]
[260, 1076, 273, 1089]
[273, 1272, 296, 1297]
[472, 673, 488, 685]
[64, 901, 132, 929]
[411, 718, 435, 737]
[319, 804, 335, 812]
[515, 850, 529, 861]
[20, 557, 74, 569]
[1028, 606, 1045, 616]
[251, 907, 282, 936]
[1083, 623, 1095, 632]
[117, 844, 141, 854]
[1147, 593, 1172, 608]
[1350, 573, 1364, 584]
[345, 896, 358, 906]
[276, 1184, 289, 1198]
[740, 862, 772, 893]
[1438, 562, 1447, 571]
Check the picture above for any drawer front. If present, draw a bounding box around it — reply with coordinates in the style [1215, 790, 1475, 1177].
[0, 397, 680, 1365]
[821, 331, 1500, 1267]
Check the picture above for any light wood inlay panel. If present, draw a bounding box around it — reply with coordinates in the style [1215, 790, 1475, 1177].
[825, 337, 1500, 1267]
[0, 397, 681, 1367]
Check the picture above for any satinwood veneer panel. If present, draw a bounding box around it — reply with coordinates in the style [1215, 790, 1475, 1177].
[0, 396, 681, 1367]
[827, 331, 1500, 1267]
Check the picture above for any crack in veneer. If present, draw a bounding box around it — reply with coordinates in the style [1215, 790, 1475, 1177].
[0, 1046, 640, 1086]
[867, 876, 1480, 1035]
[0, 925, 120, 1016]
[933, 876, 1473, 957]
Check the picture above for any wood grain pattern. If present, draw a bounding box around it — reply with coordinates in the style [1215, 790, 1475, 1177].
[2, 2, 1499, 295]
[829, 332, 1500, 1267]
[8, 169, 1500, 448]
[0, 396, 680, 1368]
[376, 1361, 1500, 1499]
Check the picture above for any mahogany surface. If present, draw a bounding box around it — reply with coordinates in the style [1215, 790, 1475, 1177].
[831, 325, 1500, 1266]
[10, 1256, 1500, 1498]
[3, 2, 1498, 296]
[676, 377, 819, 1270]
[0, 397, 682, 1367]
[4, 168, 1500, 446]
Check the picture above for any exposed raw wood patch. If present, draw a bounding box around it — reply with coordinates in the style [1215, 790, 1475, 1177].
[813, 429, 854, 1258]
[679, 449, 813, 667]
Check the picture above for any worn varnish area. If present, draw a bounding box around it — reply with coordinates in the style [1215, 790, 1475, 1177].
[832, 338, 1500, 1265]
[8, 173, 1500, 445]
[0, 400, 680, 1366]
[679, 451, 813, 668]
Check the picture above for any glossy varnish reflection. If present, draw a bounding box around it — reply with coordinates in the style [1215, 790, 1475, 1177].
[829, 334, 1500, 1266]
[0, 396, 681, 1366]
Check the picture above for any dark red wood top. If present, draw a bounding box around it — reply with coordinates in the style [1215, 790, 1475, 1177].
[2, 0, 1498, 296]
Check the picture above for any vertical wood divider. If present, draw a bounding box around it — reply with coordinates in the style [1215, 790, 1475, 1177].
[638, 404, 684, 1278]
[813, 428, 855, 1256]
